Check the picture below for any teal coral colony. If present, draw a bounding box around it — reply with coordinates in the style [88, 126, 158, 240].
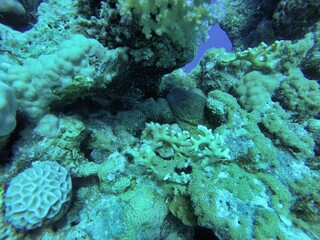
[0, 0, 319, 239]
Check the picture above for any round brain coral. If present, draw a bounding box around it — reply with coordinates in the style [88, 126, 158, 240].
[4, 161, 72, 230]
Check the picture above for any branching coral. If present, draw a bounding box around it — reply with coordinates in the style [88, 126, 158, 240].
[221, 41, 281, 72]
[142, 122, 230, 164]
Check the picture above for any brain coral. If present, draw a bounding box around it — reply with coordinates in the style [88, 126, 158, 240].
[4, 161, 72, 230]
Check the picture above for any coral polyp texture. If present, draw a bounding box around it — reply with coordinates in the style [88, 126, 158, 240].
[77, 0, 214, 69]
[0, 0, 319, 239]
[1, 34, 127, 122]
[117, 0, 214, 47]
[4, 161, 72, 230]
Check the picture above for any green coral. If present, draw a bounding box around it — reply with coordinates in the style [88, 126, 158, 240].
[141, 122, 230, 165]
[206, 90, 278, 170]
[117, 0, 214, 48]
[219, 35, 314, 74]
[274, 68, 320, 119]
[261, 103, 315, 158]
[277, 33, 314, 73]
[287, 172, 320, 237]
[254, 208, 286, 240]
[192, 48, 237, 93]
[257, 173, 292, 216]
[120, 186, 168, 239]
[25, 116, 86, 167]
[125, 122, 230, 184]
[168, 195, 197, 226]
[188, 163, 291, 240]
[221, 41, 281, 72]
[209, 164, 265, 201]
[76, 152, 131, 193]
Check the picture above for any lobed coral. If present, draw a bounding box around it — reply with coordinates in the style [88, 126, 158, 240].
[1, 34, 127, 121]
[233, 70, 281, 111]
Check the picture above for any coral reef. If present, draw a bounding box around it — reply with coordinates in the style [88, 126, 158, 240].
[4, 161, 72, 230]
[77, 0, 214, 71]
[212, 0, 279, 49]
[0, 0, 319, 239]
[273, 0, 320, 40]
[1, 34, 128, 121]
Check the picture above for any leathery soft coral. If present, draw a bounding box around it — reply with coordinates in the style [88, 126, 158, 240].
[117, 0, 214, 48]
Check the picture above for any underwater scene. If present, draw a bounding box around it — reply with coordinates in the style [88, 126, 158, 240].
[0, 0, 319, 239]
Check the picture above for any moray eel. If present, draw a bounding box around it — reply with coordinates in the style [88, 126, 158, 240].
[166, 88, 206, 126]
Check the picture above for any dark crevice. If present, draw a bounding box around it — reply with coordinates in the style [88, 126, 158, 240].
[79, 131, 94, 161]
[194, 226, 220, 240]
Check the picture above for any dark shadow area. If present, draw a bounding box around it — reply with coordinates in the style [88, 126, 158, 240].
[194, 226, 220, 240]
[0, 0, 43, 31]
